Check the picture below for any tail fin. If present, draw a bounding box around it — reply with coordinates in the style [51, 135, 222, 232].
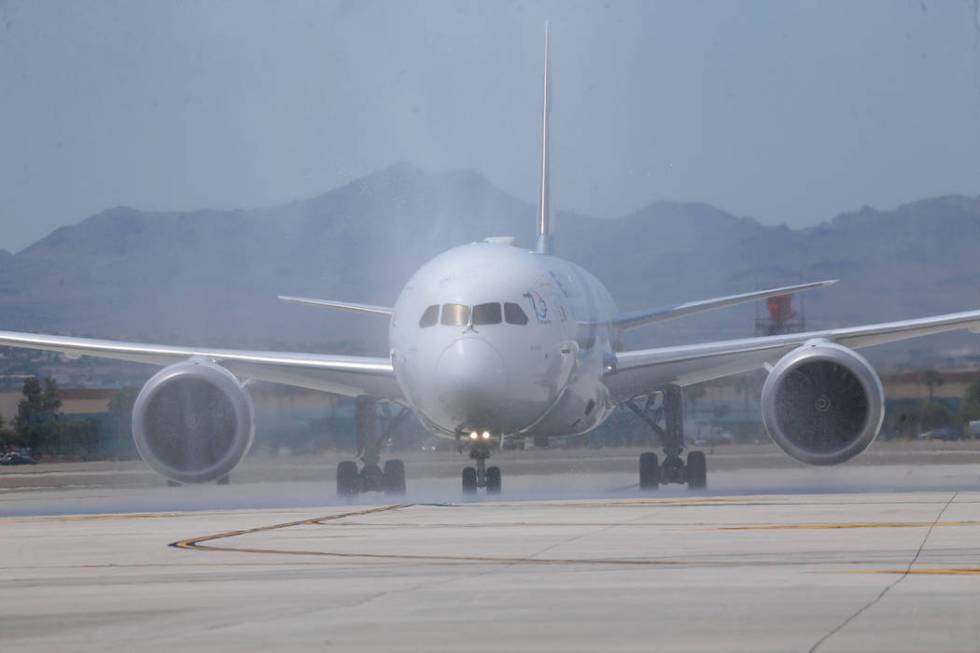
[536, 22, 552, 255]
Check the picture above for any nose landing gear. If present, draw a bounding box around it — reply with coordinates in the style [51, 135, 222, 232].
[336, 398, 411, 498]
[627, 385, 707, 491]
[461, 445, 501, 495]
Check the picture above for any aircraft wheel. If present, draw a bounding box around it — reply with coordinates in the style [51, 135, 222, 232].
[687, 451, 707, 489]
[383, 459, 406, 495]
[337, 461, 360, 497]
[639, 452, 660, 490]
[486, 466, 502, 495]
[462, 467, 478, 494]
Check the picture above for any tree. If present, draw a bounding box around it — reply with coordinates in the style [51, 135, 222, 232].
[0, 414, 14, 452]
[919, 369, 944, 404]
[42, 377, 62, 414]
[14, 376, 62, 455]
[917, 370, 946, 435]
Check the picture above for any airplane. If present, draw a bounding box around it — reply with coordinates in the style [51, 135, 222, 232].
[2, 26, 980, 496]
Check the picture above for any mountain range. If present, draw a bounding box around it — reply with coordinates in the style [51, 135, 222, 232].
[2, 163, 979, 364]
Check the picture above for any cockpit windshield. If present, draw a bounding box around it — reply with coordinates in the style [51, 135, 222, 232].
[441, 303, 470, 327]
[472, 303, 502, 325]
[421, 302, 529, 328]
[504, 302, 529, 325]
[418, 305, 439, 328]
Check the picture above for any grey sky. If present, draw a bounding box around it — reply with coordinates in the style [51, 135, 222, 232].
[1, 0, 979, 252]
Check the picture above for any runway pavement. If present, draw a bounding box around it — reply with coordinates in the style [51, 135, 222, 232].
[3, 452, 980, 651]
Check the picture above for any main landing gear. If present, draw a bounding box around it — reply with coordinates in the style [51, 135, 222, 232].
[461, 444, 502, 495]
[336, 397, 411, 498]
[626, 385, 707, 491]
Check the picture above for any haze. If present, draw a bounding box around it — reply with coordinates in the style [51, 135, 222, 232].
[1, 0, 979, 252]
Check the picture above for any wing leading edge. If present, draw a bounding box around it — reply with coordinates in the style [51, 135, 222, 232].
[612, 280, 837, 330]
[0, 330, 402, 401]
[277, 295, 393, 316]
[606, 308, 980, 402]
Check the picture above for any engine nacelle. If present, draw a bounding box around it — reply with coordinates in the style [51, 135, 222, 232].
[132, 360, 255, 484]
[761, 341, 884, 466]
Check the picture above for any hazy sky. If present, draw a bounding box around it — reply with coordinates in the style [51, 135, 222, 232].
[2, 0, 979, 252]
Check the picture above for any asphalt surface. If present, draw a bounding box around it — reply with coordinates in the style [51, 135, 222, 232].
[4, 444, 980, 652]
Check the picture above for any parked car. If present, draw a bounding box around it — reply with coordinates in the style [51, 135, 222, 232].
[916, 428, 960, 442]
[0, 451, 38, 465]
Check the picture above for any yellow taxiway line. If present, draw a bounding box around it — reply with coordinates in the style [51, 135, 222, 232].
[715, 520, 980, 531]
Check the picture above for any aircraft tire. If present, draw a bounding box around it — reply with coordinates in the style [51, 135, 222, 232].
[462, 467, 478, 494]
[486, 466, 502, 494]
[383, 459, 407, 495]
[337, 461, 360, 497]
[639, 452, 660, 490]
[687, 451, 707, 489]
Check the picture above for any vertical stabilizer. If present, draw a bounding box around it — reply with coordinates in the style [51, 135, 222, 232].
[536, 22, 552, 254]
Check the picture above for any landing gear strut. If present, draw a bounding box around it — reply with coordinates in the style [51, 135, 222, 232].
[461, 445, 501, 495]
[336, 397, 411, 497]
[627, 385, 707, 490]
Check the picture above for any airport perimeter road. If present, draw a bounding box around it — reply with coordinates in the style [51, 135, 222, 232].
[5, 439, 980, 492]
[4, 473, 980, 651]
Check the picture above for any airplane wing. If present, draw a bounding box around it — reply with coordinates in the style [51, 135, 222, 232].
[612, 280, 837, 330]
[0, 330, 402, 401]
[605, 309, 980, 402]
[277, 295, 393, 316]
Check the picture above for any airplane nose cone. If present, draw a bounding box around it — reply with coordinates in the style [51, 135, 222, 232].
[436, 338, 508, 427]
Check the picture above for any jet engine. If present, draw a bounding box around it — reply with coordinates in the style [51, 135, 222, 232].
[132, 360, 255, 484]
[760, 341, 884, 466]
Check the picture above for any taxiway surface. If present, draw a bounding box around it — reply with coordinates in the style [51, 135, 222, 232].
[4, 453, 980, 651]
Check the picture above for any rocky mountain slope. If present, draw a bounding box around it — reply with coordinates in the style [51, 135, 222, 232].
[3, 163, 978, 360]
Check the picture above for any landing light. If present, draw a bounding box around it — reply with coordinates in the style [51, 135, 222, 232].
[482, 431, 491, 440]
[469, 431, 479, 440]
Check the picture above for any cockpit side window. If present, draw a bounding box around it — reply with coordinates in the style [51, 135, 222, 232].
[472, 302, 502, 325]
[504, 302, 529, 325]
[441, 303, 470, 326]
[418, 304, 439, 328]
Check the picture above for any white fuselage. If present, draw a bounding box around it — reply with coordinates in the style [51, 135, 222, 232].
[390, 241, 619, 441]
